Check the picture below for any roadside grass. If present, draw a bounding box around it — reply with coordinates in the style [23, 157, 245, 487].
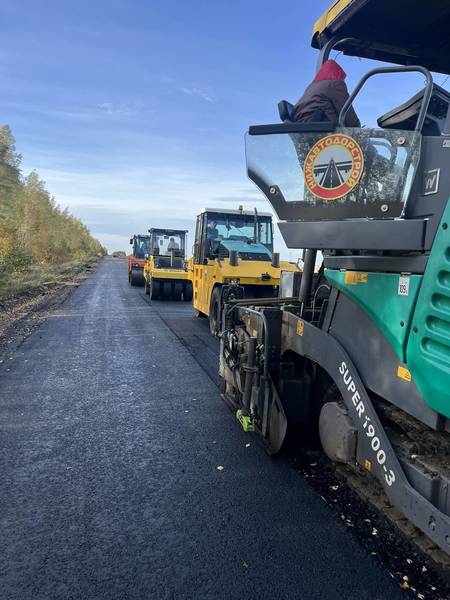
[0, 257, 102, 301]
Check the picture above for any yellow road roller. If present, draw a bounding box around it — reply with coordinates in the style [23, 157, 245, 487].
[143, 228, 192, 301]
[189, 207, 298, 334]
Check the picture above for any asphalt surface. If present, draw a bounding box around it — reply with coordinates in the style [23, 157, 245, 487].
[0, 258, 406, 600]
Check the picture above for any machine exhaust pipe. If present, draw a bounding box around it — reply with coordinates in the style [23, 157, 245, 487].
[229, 250, 239, 267]
[271, 252, 280, 268]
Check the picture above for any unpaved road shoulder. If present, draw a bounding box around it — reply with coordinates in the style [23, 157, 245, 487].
[0, 259, 101, 363]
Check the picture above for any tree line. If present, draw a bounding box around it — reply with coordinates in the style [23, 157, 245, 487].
[0, 125, 105, 285]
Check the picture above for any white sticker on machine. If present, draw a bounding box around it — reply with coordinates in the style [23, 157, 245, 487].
[398, 276, 410, 296]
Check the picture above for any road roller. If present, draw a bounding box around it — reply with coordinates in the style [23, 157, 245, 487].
[143, 228, 192, 301]
[189, 206, 299, 335]
[128, 234, 150, 286]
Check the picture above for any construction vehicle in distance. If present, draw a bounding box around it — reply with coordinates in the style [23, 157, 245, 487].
[128, 235, 150, 286]
[190, 207, 298, 335]
[219, 0, 450, 557]
[143, 228, 192, 301]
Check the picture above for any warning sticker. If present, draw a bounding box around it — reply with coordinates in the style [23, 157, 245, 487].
[397, 366, 412, 382]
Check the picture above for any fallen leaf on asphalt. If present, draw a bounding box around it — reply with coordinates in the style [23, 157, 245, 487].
[400, 581, 409, 590]
[421, 566, 427, 573]
[185, 410, 189, 413]
[242, 561, 248, 568]
[371, 528, 378, 536]
[216, 465, 224, 471]
[245, 443, 250, 448]
[330, 485, 339, 491]
[406, 558, 413, 565]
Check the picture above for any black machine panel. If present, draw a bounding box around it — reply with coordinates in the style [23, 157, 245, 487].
[378, 84, 450, 136]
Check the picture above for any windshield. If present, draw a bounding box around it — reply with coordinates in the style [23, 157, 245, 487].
[245, 127, 421, 221]
[134, 236, 149, 258]
[206, 213, 273, 250]
[152, 232, 185, 256]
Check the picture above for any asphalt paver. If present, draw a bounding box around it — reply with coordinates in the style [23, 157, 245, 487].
[0, 258, 406, 599]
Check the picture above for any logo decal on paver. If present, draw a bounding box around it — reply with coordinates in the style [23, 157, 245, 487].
[304, 134, 364, 200]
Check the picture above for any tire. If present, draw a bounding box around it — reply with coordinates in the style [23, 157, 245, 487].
[173, 282, 183, 301]
[209, 287, 222, 336]
[150, 279, 161, 300]
[144, 278, 150, 295]
[161, 281, 172, 301]
[183, 281, 193, 302]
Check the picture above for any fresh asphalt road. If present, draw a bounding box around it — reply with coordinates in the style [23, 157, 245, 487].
[0, 258, 405, 600]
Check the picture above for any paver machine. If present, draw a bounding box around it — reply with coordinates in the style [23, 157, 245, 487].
[189, 207, 298, 335]
[143, 228, 192, 301]
[219, 0, 450, 555]
[128, 234, 150, 286]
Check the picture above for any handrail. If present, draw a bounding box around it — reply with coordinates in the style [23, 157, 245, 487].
[339, 65, 433, 131]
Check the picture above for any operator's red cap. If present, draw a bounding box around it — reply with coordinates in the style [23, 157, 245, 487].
[315, 59, 346, 81]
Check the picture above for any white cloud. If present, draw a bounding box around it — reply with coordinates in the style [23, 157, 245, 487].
[32, 161, 297, 258]
[179, 86, 214, 103]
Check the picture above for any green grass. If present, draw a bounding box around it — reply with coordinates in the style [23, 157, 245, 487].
[0, 256, 102, 301]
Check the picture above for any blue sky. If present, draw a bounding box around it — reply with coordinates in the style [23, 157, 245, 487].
[1, 0, 441, 256]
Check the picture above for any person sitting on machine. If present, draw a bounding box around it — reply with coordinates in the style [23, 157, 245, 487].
[207, 220, 220, 240]
[293, 59, 361, 126]
[206, 220, 221, 257]
[167, 237, 180, 251]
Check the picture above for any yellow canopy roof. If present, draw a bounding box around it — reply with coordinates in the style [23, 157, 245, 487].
[312, 0, 450, 75]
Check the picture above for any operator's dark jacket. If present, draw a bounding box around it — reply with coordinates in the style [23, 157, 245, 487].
[293, 79, 361, 127]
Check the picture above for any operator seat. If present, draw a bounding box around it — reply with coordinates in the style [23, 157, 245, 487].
[278, 99, 328, 125]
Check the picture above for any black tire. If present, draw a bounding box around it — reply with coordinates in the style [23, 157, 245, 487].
[173, 282, 183, 301]
[150, 279, 161, 300]
[209, 287, 222, 336]
[161, 281, 172, 301]
[183, 281, 193, 302]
